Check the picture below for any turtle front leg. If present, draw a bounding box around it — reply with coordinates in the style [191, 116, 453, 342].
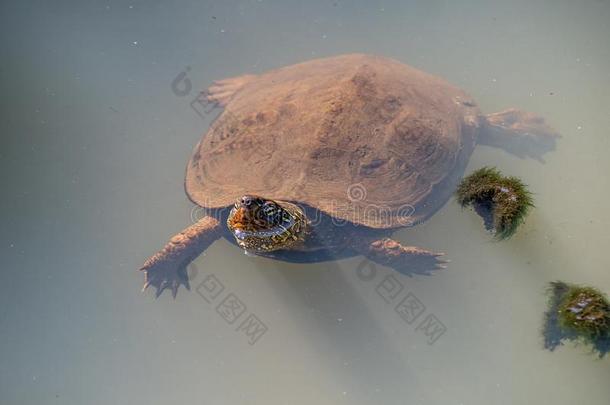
[140, 216, 222, 298]
[479, 108, 560, 162]
[362, 238, 447, 276]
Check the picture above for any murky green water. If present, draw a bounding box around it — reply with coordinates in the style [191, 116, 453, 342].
[2, 1, 610, 404]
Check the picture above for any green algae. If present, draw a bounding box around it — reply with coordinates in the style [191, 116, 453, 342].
[557, 284, 610, 339]
[456, 167, 534, 240]
[543, 281, 610, 357]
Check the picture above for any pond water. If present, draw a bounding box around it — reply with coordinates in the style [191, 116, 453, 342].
[1, 1, 609, 404]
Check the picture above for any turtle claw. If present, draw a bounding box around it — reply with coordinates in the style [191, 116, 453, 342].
[206, 74, 257, 107]
[436, 256, 450, 265]
[139, 216, 221, 298]
[140, 261, 190, 299]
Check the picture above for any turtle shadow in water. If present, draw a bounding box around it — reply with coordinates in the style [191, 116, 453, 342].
[256, 249, 437, 399]
[542, 282, 610, 357]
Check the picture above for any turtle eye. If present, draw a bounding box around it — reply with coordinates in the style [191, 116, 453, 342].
[241, 196, 254, 207]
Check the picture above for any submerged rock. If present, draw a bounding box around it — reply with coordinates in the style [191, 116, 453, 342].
[455, 167, 533, 239]
[543, 281, 610, 357]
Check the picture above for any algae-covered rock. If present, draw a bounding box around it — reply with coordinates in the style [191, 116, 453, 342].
[557, 283, 610, 339]
[456, 167, 533, 239]
[543, 281, 610, 357]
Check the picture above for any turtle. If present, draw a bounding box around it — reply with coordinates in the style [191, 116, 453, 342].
[140, 54, 558, 297]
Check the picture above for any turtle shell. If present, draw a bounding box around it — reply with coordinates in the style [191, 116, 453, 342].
[186, 54, 479, 228]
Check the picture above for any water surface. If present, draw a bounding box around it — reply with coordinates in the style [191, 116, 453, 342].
[1, 1, 610, 404]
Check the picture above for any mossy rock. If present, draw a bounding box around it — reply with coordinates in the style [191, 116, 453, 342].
[543, 281, 610, 357]
[557, 284, 610, 339]
[455, 167, 533, 239]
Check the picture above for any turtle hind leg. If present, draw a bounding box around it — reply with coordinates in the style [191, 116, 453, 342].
[362, 238, 447, 276]
[140, 216, 222, 298]
[206, 74, 257, 107]
[479, 108, 560, 162]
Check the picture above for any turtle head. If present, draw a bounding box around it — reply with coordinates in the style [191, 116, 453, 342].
[227, 195, 306, 252]
[229, 195, 286, 231]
